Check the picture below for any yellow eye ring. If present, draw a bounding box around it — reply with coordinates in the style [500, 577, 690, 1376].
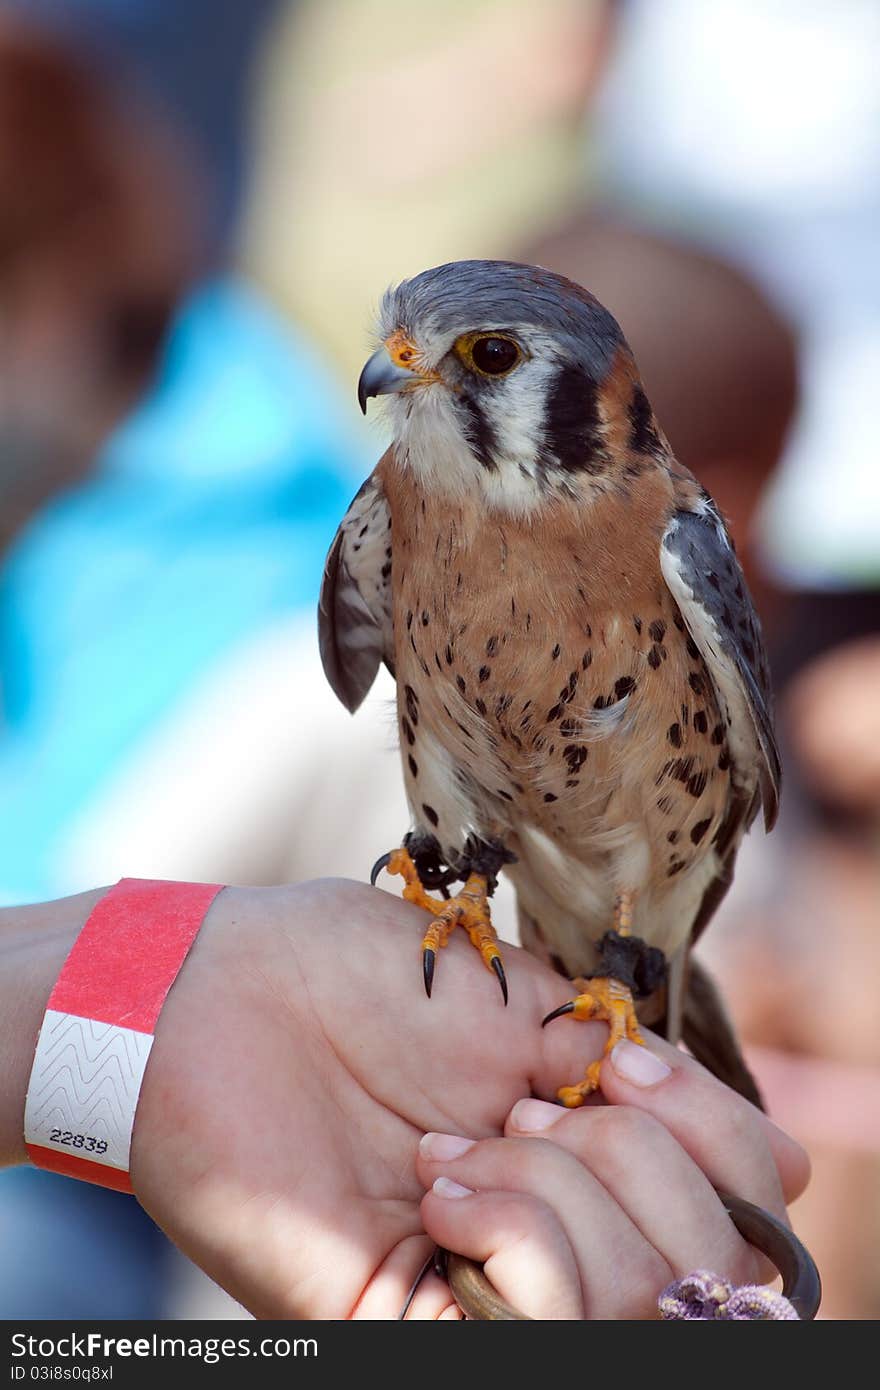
[454, 332, 523, 377]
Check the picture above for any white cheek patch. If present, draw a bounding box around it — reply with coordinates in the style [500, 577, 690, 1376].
[386, 351, 559, 517]
[385, 387, 478, 499]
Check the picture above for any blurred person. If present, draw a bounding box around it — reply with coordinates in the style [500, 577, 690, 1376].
[6, 0, 284, 251]
[0, 18, 196, 554]
[0, 9, 408, 1318]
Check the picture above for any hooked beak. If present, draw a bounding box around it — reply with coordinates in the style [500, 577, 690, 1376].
[357, 329, 440, 414]
[357, 347, 415, 415]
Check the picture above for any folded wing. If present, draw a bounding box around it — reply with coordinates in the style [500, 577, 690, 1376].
[318, 472, 394, 712]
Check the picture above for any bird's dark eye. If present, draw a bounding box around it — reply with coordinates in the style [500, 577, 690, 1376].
[469, 335, 520, 376]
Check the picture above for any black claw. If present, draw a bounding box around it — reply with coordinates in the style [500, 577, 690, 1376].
[370, 851, 393, 886]
[541, 1001, 575, 1028]
[423, 948, 435, 998]
[491, 955, 508, 1006]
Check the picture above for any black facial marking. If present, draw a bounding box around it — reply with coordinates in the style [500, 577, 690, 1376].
[711, 722, 724, 745]
[667, 722, 682, 748]
[543, 793, 558, 803]
[401, 716, 415, 747]
[408, 754, 419, 778]
[688, 672, 706, 697]
[551, 643, 561, 660]
[486, 635, 499, 657]
[478, 665, 491, 683]
[475, 698, 487, 717]
[685, 635, 700, 660]
[404, 685, 419, 724]
[614, 675, 636, 700]
[628, 383, 663, 454]
[633, 616, 643, 635]
[457, 390, 498, 471]
[422, 803, 439, 827]
[582, 650, 593, 670]
[544, 365, 605, 475]
[649, 619, 666, 644]
[647, 646, 662, 670]
[693, 710, 708, 734]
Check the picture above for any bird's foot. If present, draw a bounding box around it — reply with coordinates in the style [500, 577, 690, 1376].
[372, 846, 507, 1004]
[543, 975, 644, 1107]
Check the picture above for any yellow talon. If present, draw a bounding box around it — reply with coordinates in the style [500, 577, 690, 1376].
[543, 975, 645, 1106]
[381, 849, 508, 1003]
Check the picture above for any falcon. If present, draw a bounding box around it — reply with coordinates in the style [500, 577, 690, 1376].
[319, 260, 779, 1107]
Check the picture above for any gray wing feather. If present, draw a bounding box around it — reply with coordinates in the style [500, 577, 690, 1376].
[318, 473, 394, 713]
[660, 505, 780, 830]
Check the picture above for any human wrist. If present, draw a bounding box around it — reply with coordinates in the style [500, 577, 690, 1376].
[0, 888, 107, 1167]
[127, 883, 297, 1197]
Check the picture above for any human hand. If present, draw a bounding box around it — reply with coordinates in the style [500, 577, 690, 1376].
[416, 1033, 810, 1319]
[129, 878, 808, 1320]
[129, 878, 616, 1317]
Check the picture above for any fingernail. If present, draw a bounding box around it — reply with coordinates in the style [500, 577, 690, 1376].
[433, 1176, 473, 1199]
[509, 1098, 563, 1132]
[419, 1132, 476, 1161]
[611, 1039, 672, 1086]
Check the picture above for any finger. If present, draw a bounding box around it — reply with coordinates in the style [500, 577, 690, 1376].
[351, 1235, 459, 1320]
[505, 1098, 758, 1284]
[418, 1133, 671, 1318]
[598, 1034, 810, 1214]
[421, 1181, 584, 1319]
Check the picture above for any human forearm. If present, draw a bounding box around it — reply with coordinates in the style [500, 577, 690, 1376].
[0, 888, 105, 1166]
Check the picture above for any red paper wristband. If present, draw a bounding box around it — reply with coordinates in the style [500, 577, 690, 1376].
[24, 877, 223, 1192]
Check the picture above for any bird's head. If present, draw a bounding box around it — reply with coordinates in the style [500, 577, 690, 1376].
[358, 260, 663, 513]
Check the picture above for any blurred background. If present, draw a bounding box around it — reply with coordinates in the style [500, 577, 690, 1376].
[0, 0, 877, 1321]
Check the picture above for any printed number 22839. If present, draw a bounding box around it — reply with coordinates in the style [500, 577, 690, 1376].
[48, 1128, 108, 1155]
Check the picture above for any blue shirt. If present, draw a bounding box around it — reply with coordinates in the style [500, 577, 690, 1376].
[0, 279, 362, 903]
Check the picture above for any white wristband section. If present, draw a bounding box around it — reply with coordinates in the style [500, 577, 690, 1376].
[25, 1010, 154, 1173]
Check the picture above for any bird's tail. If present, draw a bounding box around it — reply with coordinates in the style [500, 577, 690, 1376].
[678, 954, 764, 1110]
